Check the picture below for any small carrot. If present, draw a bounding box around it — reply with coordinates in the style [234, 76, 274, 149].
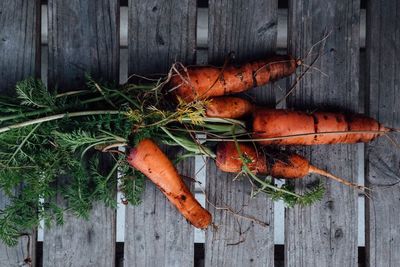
[127, 138, 212, 229]
[252, 108, 390, 145]
[170, 55, 300, 102]
[205, 96, 254, 119]
[216, 142, 367, 190]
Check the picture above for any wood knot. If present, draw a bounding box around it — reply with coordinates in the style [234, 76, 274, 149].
[334, 228, 343, 239]
[324, 200, 334, 210]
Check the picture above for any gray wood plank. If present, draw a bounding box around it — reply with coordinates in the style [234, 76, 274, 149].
[47, 0, 119, 90]
[124, 1, 196, 266]
[0, 0, 40, 92]
[128, 0, 196, 76]
[0, 0, 40, 266]
[205, 1, 277, 266]
[43, 1, 119, 266]
[365, 1, 400, 266]
[285, 1, 360, 266]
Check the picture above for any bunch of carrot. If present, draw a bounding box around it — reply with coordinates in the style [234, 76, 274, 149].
[126, 55, 393, 229]
[2, 54, 393, 247]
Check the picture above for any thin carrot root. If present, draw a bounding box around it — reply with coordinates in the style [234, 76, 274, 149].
[127, 138, 212, 229]
[309, 166, 371, 192]
[169, 55, 299, 102]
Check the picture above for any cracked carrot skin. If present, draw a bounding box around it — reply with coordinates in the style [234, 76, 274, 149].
[252, 108, 390, 145]
[205, 96, 254, 119]
[170, 55, 299, 102]
[127, 139, 211, 229]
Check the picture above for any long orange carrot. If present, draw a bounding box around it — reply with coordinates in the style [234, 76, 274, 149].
[127, 139, 212, 229]
[205, 96, 254, 119]
[252, 108, 390, 145]
[216, 142, 366, 190]
[170, 55, 300, 102]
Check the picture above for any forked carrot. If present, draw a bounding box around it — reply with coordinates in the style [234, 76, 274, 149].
[127, 139, 212, 229]
[170, 55, 300, 102]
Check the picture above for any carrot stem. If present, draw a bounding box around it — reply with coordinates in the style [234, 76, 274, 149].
[0, 110, 122, 134]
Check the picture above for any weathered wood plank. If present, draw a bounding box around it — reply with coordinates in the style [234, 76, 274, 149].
[365, 1, 400, 266]
[43, 1, 119, 266]
[124, 1, 196, 266]
[0, 0, 40, 266]
[285, 1, 360, 266]
[128, 0, 196, 76]
[47, 0, 119, 90]
[0, 0, 40, 91]
[205, 1, 277, 266]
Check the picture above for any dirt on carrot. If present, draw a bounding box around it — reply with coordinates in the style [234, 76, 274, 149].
[127, 138, 212, 229]
[252, 108, 390, 145]
[205, 96, 254, 119]
[170, 55, 300, 102]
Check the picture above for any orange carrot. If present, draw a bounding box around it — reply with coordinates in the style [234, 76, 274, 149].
[252, 108, 390, 145]
[205, 96, 254, 119]
[216, 142, 366, 190]
[170, 55, 300, 102]
[127, 139, 212, 229]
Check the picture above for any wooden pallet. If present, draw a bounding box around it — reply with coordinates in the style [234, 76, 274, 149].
[0, 0, 399, 266]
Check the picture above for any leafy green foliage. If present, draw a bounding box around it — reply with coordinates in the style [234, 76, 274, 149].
[0, 77, 154, 246]
[254, 177, 325, 207]
[119, 160, 146, 205]
[16, 78, 55, 108]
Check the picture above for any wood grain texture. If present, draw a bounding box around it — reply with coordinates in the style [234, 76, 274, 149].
[47, 0, 119, 91]
[0, 0, 40, 266]
[205, 162, 274, 267]
[365, 1, 400, 266]
[43, 1, 119, 266]
[205, 1, 277, 266]
[285, 1, 360, 266]
[0, 0, 40, 93]
[124, 1, 196, 266]
[128, 0, 196, 76]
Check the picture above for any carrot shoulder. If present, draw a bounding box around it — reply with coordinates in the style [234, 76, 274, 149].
[252, 108, 390, 145]
[170, 55, 299, 102]
[127, 139, 211, 229]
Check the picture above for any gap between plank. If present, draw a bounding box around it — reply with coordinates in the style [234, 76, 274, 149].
[37, 3, 366, 249]
[40, 5, 367, 49]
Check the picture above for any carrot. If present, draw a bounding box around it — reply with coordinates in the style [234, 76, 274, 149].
[170, 55, 300, 102]
[252, 108, 390, 145]
[216, 142, 367, 190]
[127, 138, 212, 229]
[205, 96, 254, 119]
